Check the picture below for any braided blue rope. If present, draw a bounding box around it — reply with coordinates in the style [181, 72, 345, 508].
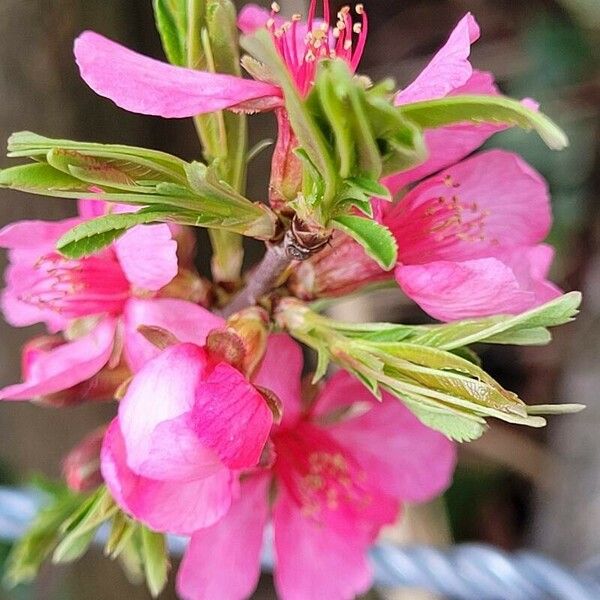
[1, 486, 599, 599]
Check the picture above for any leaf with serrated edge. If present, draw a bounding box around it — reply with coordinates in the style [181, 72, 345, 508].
[332, 214, 397, 270]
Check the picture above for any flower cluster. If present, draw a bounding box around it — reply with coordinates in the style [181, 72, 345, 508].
[0, 1, 578, 599]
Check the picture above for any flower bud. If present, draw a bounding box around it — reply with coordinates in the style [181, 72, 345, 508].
[206, 307, 270, 378]
[269, 110, 303, 212]
[22, 336, 131, 407]
[63, 426, 106, 492]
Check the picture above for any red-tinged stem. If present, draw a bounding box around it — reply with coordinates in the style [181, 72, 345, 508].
[221, 240, 291, 318]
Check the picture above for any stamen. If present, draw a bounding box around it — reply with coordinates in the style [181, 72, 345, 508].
[271, 2, 280, 13]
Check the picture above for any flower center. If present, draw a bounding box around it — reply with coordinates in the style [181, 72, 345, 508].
[273, 423, 371, 520]
[389, 174, 498, 264]
[267, 1, 368, 96]
[19, 251, 130, 318]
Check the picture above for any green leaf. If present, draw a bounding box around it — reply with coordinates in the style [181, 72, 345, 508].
[53, 487, 118, 564]
[410, 292, 582, 349]
[3, 490, 81, 588]
[140, 527, 169, 598]
[153, 0, 187, 66]
[8, 132, 188, 179]
[400, 94, 569, 150]
[0, 162, 89, 196]
[332, 215, 397, 270]
[398, 391, 488, 442]
[57, 209, 175, 259]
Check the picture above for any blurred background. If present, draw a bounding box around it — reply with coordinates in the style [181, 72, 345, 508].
[0, 0, 598, 598]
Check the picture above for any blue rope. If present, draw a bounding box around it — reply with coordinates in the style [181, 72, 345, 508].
[1, 486, 599, 599]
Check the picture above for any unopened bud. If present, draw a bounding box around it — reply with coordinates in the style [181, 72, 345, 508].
[63, 426, 106, 492]
[158, 269, 215, 307]
[22, 335, 131, 407]
[226, 307, 270, 377]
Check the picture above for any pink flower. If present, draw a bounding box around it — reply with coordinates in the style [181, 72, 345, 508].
[292, 150, 561, 320]
[101, 340, 273, 534]
[387, 14, 502, 191]
[0, 199, 183, 401]
[73, 2, 368, 118]
[177, 335, 456, 600]
[387, 150, 561, 320]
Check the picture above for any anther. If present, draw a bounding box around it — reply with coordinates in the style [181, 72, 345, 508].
[344, 40, 352, 50]
[355, 4, 364, 14]
[353, 23, 362, 34]
[271, 2, 281, 13]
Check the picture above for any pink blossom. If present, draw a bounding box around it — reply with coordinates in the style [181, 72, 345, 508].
[0, 200, 180, 401]
[292, 150, 561, 321]
[177, 335, 456, 600]
[101, 340, 273, 534]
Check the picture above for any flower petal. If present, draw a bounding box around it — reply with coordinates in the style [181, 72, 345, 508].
[189, 361, 273, 469]
[385, 71, 499, 192]
[114, 224, 177, 291]
[101, 421, 234, 534]
[253, 333, 304, 426]
[273, 486, 374, 600]
[0, 318, 116, 400]
[387, 150, 552, 265]
[118, 343, 210, 476]
[123, 298, 223, 371]
[177, 476, 269, 600]
[395, 253, 558, 321]
[395, 13, 480, 105]
[74, 31, 281, 118]
[325, 373, 456, 502]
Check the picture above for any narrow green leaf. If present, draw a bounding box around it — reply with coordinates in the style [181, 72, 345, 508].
[410, 292, 582, 350]
[332, 214, 397, 270]
[3, 491, 81, 588]
[140, 527, 169, 598]
[153, 0, 187, 65]
[0, 163, 88, 195]
[400, 94, 569, 150]
[57, 209, 175, 259]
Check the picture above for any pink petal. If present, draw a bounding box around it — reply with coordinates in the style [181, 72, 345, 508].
[101, 421, 234, 534]
[177, 476, 269, 600]
[273, 486, 374, 600]
[387, 150, 551, 265]
[395, 13, 480, 105]
[0, 318, 116, 400]
[74, 31, 281, 118]
[253, 333, 304, 426]
[118, 343, 211, 477]
[0, 219, 80, 255]
[189, 361, 273, 469]
[395, 255, 551, 321]
[123, 298, 223, 371]
[386, 71, 499, 192]
[325, 373, 456, 502]
[114, 224, 177, 291]
[77, 199, 107, 219]
[1, 279, 68, 333]
[238, 4, 272, 34]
